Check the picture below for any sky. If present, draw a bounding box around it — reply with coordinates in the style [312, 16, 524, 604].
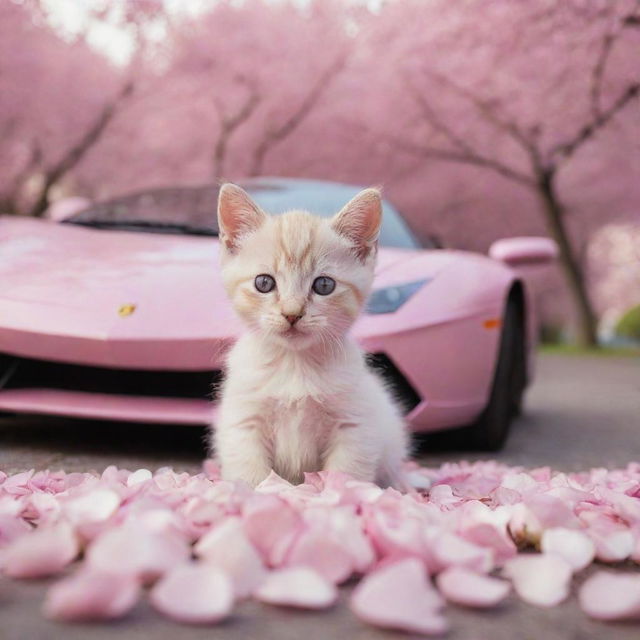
[39, 0, 387, 65]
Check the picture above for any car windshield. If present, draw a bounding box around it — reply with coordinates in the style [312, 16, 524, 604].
[65, 179, 422, 248]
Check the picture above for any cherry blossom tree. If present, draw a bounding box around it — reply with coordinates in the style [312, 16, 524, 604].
[0, 0, 135, 217]
[366, 0, 640, 346]
[95, 0, 351, 189]
[2, 0, 638, 344]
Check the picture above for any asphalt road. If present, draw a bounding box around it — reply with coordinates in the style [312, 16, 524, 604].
[1, 352, 639, 639]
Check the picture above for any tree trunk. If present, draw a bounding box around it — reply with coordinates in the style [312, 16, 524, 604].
[28, 82, 133, 218]
[537, 170, 599, 347]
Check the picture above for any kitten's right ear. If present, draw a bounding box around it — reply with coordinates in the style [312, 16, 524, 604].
[217, 183, 266, 253]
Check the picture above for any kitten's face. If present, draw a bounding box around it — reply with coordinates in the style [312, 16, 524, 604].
[217, 184, 381, 351]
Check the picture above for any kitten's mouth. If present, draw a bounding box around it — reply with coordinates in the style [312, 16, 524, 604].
[283, 326, 302, 337]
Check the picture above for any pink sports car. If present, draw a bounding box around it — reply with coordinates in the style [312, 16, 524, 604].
[0, 178, 556, 449]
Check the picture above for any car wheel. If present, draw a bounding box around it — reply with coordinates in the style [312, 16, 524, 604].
[465, 296, 525, 451]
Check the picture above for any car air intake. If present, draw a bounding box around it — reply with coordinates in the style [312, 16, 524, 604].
[0, 354, 222, 401]
[0, 353, 420, 413]
[366, 353, 421, 414]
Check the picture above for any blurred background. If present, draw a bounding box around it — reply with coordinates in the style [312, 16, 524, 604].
[2, 0, 639, 348]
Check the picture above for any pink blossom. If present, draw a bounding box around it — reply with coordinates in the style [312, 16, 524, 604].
[351, 558, 448, 635]
[436, 567, 511, 608]
[150, 563, 234, 624]
[254, 567, 337, 609]
[44, 570, 140, 621]
[2, 522, 78, 578]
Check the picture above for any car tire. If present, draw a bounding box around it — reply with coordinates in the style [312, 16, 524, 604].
[464, 296, 525, 451]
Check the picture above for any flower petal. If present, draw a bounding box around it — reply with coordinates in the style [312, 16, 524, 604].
[195, 517, 266, 598]
[3, 522, 78, 578]
[44, 570, 140, 621]
[436, 566, 510, 608]
[243, 495, 303, 567]
[503, 554, 572, 607]
[254, 567, 337, 609]
[579, 571, 640, 621]
[540, 528, 595, 572]
[86, 525, 189, 582]
[150, 563, 234, 624]
[350, 558, 448, 635]
[286, 528, 354, 584]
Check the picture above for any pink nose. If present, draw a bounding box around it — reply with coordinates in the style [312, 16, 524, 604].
[283, 313, 303, 326]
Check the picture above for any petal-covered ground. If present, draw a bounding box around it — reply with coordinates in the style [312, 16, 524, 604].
[1, 460, 639, 634]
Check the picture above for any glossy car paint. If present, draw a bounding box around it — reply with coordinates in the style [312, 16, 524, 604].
[0, 215, 542, 432]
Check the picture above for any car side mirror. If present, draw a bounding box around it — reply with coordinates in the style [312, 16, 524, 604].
[489, 237, 558, 267]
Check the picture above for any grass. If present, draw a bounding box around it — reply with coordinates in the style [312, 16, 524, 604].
[539, 343, 640, 358]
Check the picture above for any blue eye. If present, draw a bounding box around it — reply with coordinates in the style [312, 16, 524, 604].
[312, 276, 336, 295]
[255, 274, 276, 293]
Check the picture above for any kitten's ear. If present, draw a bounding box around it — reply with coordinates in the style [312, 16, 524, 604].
[217, 183, 266, 253]
[331, 188, 382, 261]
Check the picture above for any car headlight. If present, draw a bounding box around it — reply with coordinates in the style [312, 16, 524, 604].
[366, 279, 431, 314]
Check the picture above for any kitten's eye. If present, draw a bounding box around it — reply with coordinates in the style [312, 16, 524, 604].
[255, 274, 276, 293]
[312, 276, 336, 296]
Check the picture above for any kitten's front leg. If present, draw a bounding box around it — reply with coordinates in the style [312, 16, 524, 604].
[213, 415, 271, 488]
[323, 425, 376, 483]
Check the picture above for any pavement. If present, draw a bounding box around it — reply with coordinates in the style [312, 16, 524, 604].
[1, 352, 639, 639]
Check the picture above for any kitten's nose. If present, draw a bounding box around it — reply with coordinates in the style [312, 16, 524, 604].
[283, 313, 303, 326]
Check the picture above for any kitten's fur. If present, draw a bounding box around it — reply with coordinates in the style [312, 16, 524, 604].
[210, 183, 408, 488]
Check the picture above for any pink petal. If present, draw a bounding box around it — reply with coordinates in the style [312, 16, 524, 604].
[590, 527, 634, 563]
[202, 459, 221, 481]
[243, 495, 303, 567]
[503, 554, 572, 607]
[325, 507, 375, 574]
[579, 571, 640, 621]
[195, 518, 266, 598]
[254, 567, 337, 609]
[632, 527, 640, 563]
[350, 558, 448, 635]
[508, 495, 579, 547]
[436, 567, 510, 608]
[0, 513, 31, 546]
[255, 471, 295, 494]
[126, 469, 152, 487]
[3, 522, 78, 578]
[44, 570, 140, 621]
[461, 523, 517, 565]
[540, 528, 595, 571]
[286, 528, 354, 584]
[431, 532, 494, 574]
[150, 563, 234, 624]
[86, 526, 189, 582]
[428, 484, 462, 507]
[363, 498, 426, 559]
[21, 493, 61, 525]
[63, 489, 120, 526]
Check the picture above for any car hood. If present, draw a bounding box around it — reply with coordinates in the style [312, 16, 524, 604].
[0, 218, 460, 346]
[1, 217, 453, 298]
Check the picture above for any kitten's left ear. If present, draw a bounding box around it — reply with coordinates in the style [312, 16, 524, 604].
[331, 188, 382, 261]
[217, 183, 266, 253]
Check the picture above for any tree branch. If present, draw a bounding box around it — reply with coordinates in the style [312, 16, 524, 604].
[28, 81, 134, 217]
[212, 76, 261, 177]
[427, 71, 540, 161]
[388, 135, 536, 187]
[551, 81, 640, 161]
[404, 78, 477, 157]
[590, 4, 640, 119]
[248, 53, 347, 176]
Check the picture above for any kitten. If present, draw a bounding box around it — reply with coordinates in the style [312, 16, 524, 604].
[210, 183, 409, 489]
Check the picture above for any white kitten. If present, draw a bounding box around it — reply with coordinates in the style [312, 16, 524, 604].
[210, 183, 409, 489]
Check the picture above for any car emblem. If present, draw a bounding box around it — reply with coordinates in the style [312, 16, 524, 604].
[118, 303, 137, 317]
